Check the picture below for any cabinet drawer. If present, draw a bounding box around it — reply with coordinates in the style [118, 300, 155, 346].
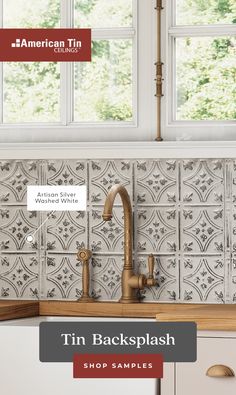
[176, 337, 236, 395]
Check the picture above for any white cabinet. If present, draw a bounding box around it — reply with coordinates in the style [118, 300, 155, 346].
[161, 331, 236, 395]
[0, 317, 158, 395]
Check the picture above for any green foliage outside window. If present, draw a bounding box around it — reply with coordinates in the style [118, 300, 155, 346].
[2, 0, 235, 123]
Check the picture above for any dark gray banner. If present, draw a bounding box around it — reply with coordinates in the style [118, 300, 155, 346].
[40, 321, 196, 362]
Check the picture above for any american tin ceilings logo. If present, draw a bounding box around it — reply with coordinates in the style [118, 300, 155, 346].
[0, 28, 91, 61]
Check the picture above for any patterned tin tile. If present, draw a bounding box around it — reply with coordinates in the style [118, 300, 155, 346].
[43, 253, 81, 300]
[89, 207, 124, 253]
[0, 254, 39, 299]
[180, 255, 225, 303]
[181, 159, 224, 204]
[0, 160, 39, 204]
[90, 160, 133, 205]
[135, 207, 178, 254]
[0, 207, 40, 252]
[181, 206, 224, 254]
[44, 210, 87, 252]
[0, 158, 234, 303]
[137, 255, 179, 302]
[45, 160, 87, 187]
[135, 160, 178, 205]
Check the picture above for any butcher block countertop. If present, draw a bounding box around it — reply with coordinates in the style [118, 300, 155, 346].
[40, 302, 236, 330]
[156, 305, 236, 331]
[0, 301, 39, 321]
[1, 301, 236, 330]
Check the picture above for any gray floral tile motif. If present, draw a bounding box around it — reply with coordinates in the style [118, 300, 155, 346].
[180, 256, 225, 303]
[181, 159, 224, 204]
[0, 254, 39, 299]
[231, 207, 236, 252]
[45, 160, 87, 186]
[89, 208, 124, 253]
[90, 160, 133, 204]
[45, 211, 87, 252]
[136, 207, 178, 253]
[135, 160, 178, 204]
[231, 160, 236, 201]
[137, 255, 178, 302]
[0, 208, 39, 252]
[91, 255, 123, 300]
[44, 254, 82, 299]
[0, 160, 39, 204]
[0, 157, 235, 304]
[229, 255, 236, 303]
[182, 207, 224, 253]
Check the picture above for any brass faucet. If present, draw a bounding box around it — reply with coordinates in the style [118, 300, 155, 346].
[102, 184, 158, 303]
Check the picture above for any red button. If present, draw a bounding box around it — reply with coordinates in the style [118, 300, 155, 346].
[73, 354, 163, 379]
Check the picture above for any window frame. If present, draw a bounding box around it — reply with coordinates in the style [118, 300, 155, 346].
[0, 0, 157, 143]
[162, 0, 236, 141]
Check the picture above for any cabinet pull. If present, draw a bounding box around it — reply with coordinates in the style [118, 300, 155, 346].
[206, 365, 235, 377]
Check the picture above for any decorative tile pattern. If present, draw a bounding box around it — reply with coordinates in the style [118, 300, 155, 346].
[45, 211, 87, 252]
[44, 254, 81, 299]
[45, 160, 87, 187]
[137, 255, 178, 302]
[91, 255, 123, 300]
[0, 157, 235, 303]
[135, 160, 178, 204]
[181, 160, 224, 204]
[136, 207, 178, 253]
[0, 160, 39, 204]
[0, 254, 39, 299]
[90, 160, 132, 204]
[0, 208, 39, 252]
[180, 256, 225, 303]
[182, 207, 224, 253]
[89, 207, 124, 253]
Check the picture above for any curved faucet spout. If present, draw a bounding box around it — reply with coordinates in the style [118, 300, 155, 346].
[102, 184, 158, 303]
[102, 184, 133, 270]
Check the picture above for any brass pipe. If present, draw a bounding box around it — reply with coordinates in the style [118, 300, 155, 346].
[155, 0, 163, 142]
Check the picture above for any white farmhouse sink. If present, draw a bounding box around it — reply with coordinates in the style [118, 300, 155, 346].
[0, 316, 157, 395]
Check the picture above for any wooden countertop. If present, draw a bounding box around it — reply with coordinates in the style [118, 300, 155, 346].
[0, 301, 39, 321]
[2, 301, 236, 331]
[39, 301, 236, 331]
[39, 301, 190, 318]
[156, 305, 236, 331]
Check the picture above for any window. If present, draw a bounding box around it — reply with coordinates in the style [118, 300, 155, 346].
[0, 0, 156, 142]
[163, 0, 236, 140]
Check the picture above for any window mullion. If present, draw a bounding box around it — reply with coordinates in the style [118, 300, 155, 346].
[169, 25, 236, 37]
[92, 28, 135, 40]
[60, 0, 73, 126]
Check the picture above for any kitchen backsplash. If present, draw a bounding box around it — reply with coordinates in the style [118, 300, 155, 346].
[0, 158, 235, 303]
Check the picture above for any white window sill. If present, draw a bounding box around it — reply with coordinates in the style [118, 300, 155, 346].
[1, 141, 236, 159]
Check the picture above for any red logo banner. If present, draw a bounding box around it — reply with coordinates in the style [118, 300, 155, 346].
[0, 29, 91, 61]
[73, 354, 164, 379]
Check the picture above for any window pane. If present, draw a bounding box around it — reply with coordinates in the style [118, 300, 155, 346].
[176, 36, 236, 121]
[3, 0, 60, 123]
[3, 0, 60, 28]
[74, 39, 133, 122]
[176, 0, 236, 25]
[4, 62, 60, 123]
[74, 0, 132, 28]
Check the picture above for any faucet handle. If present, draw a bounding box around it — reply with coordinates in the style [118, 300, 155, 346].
[145, 254, 158, 287]
[148, 254, 155, 279]
[77, 248, 92, 263]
